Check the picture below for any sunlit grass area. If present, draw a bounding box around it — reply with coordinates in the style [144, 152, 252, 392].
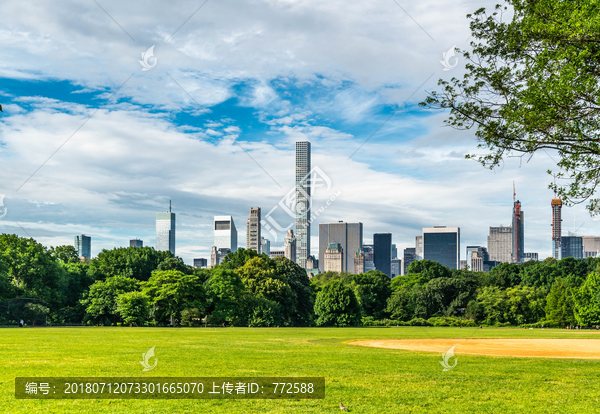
[2, 326, 600, 413]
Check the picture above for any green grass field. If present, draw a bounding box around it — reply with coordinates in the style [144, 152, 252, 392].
[2, 326, 600, 413]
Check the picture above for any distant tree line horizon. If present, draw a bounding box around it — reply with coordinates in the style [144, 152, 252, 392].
[2, 233, 600, 328]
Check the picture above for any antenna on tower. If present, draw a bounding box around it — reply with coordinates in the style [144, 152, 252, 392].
[513, 181, 515, 203]
[169, 200, 171, 213]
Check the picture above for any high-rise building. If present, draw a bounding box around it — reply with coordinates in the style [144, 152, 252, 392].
[354, 248, 365, 274]
[391, 244, 398, 260]
[415, 236, 423, 260]
[552, 196, 562, 260]
[193, 258, 207, 268]
[261, 237, 270, 256]
[403, 247, 416, 275]
[214, 215, 237, 252]
[246, 207, 261, 254]
[373, 233, 392, 277]
[130, 239, 143, 248]
[363, 244, 376, 271]
[467, 246, 495, 272]
[318, 222, 363, 273]
[561, 236, 583, 259]
[423, 226, 460, 269]
[74, 234, 91, 260]
[391, 258, 401, 277]
[210, 246, 231, 267]
[324, 242, 343, 272]
[487, 226, 512, 263]
[156, 202, 175, 255]
[295, 141, 311, 268]
[512, 183, 525, 263]
[284, 229, 296, 262]
[582, 236, 600, 257]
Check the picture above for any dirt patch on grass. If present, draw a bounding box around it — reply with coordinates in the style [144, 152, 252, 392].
[348, 338, 600, 358]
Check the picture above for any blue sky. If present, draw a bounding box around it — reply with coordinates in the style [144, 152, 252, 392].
[0, 0, 594, 264]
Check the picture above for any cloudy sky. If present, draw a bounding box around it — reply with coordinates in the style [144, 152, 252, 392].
[0, 0, 593, 264]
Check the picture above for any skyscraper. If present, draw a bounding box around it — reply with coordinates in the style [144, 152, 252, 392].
[318, 222, 363, 273]
[373, 233, 392, 277]
[512, 183, 525, 263]
[403, 247, 416, 275]
[156, 202, 175, 255]
[552, 196, 562, 260]
[130, 239, 143, 248]
[261, 237, 270, 256]
[561, 236, 583, 259]
[295, 141, 311, 268]
[246, 207, 261, 253]
[487, 226, 512, 263]
[284, 229, 296, 262]
[423, 226, 460, 269]
[74, 234, 91, 260]
[415, 236, 423, 260]
[214, 215, 237, 251]
[363, 245, 376, 271]
[391, 244, 398, 260]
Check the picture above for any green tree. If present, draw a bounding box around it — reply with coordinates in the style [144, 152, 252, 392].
[345, 270, 391, 319]
[0, 234, 63, 306]
[573, 271, 600, 325]
[407, 260, 452, 283]
[142, 270, 206, 325]
[386, 284, 419, 321]
[116, 291, 150, 326]
[314, 280, 361, 326]
[81, 276, 141, 325]
[156, 256, 193, 274]
[219, 248, 262, 270]
[545, 278, 576, 326]
[22, 302, 49, 326]
[421, 0, 600, 209]
[206, 268, 246, 325]
[50, 245, 81, 264]
[274, 257, 314, 326]
[236, 257, 295, 325]
[89, 247, 173, 281]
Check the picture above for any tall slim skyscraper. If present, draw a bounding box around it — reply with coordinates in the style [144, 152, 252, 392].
[391, 244, 398, 260]
[284, 229, 296, 262]
[318, 222, 363, 273]
[552, 196, 562, 260]
[74, 234, 91, 259]
[423, 226, 460, 269]
[156, 201, 175, 255]
[295, 141, 311, 268]
[214, 215, 238, 251]
[246, 207, 261, 253]
[373, 233, 392, 277]
[512, 183, 525, 263]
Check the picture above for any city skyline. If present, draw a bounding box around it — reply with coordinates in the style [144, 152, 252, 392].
[2, 0, 599, 265]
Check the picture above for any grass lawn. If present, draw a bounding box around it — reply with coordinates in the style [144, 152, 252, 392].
[2, 326, 600, 413]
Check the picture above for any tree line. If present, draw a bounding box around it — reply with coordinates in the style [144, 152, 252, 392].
[3, 233, 600, 327]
